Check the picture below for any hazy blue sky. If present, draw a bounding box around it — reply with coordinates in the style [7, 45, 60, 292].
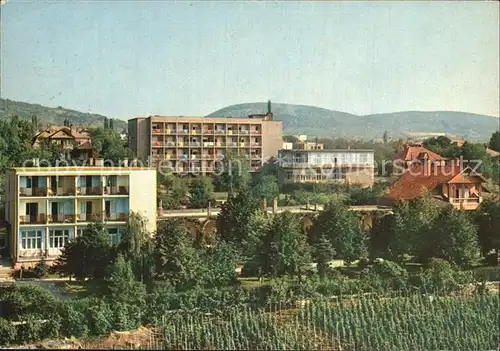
[1, 1, 499, 119]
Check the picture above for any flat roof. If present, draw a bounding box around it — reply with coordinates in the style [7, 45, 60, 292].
[279, 149, 375, 153]
[128, 115, 280, 124]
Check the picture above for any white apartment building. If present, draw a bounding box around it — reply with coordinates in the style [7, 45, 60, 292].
[4, 166, 157, 266]
[277, 149, 375, 187]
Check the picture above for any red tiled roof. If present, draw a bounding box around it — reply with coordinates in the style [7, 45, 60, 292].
[388, 163, 483, 201]
[392, 145, 445, 162]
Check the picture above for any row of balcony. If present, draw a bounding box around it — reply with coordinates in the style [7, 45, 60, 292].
[20, 186, 129, 197]
[152, 129, 261, 135]
[151, 154, 262, 160]
[19, 212, 128, 225]
[152, 142, 262, 148]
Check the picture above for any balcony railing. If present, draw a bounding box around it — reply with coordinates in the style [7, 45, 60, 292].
[215, 143, 226, 147]
[19, 214, 46, 224]
[239, 130, 250, 134]
[77, 187, 102, 195]
[152, 129, 163, 134]
[166, 141, 176, 147]
[450, 197, 480, 204]
[48, 187, 75, 196]
[215, 130, 226, 134]
[189, 142, 201, 147]
[105, 212, 128, 221]
[48, 214, 75, 223]
[77, 213, 102, 222]
[20, 188, 47, 197]
[251, 143, 261, 147]
[203, 142, 215, 147]
[203, 130, 214, 134]
[105, 186, 129, 195]
[251, 131, 261, 135]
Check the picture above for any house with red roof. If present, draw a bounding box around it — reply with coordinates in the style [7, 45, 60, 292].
[392, 144, 446, 170]
[32, 126, 94, 160]
[388, 159, 487, 210]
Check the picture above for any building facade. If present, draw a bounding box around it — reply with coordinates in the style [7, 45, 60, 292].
[32, 126, 94, 161]
[388, 159, 487, 210]
[128, 115, 282, 173]
[4, 166, 157, 265]
[392, 144, 446, 169]
[277, 149, 375, 187]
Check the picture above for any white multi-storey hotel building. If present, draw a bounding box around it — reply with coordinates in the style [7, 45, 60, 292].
[4, 166, 157, 266]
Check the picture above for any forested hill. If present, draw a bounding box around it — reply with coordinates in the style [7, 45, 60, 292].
[0, 98, 127, 130]
[208, 102, 500, 141]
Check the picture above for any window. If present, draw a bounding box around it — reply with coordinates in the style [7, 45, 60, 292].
[109, 228, 121, 245]
[49, 229, 69, 249]
[21, 230, 42, 250]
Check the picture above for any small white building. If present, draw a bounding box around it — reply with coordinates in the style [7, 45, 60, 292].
[277, 149, 375, 187]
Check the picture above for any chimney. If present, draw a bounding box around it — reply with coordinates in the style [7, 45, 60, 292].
[424, 158, 432, 176]
[94, 158, 104, 167]
[272, 198, 278, 213]
[122, 158, 129, 167]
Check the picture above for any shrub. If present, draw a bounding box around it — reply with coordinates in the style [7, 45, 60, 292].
[417, 258, 461, 293]
[0, 284, 56, 319]
[471, 266, 500, 282]
[362, 260, 409, 292]
[17, 315, 45, 344]
[87, 299, 113, 336]
[58, 299, 90, 338]
[33, 256, 50, 278]
[0, 319, 17, 346]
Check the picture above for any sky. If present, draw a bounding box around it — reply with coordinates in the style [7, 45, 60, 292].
[1, 1, 499, 120]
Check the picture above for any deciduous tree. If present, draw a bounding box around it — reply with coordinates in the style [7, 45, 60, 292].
[311, 199, 368, 264]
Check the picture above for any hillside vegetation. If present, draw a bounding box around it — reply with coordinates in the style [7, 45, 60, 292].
[0, 98, 126, 130]
[208, 102, 499, 141]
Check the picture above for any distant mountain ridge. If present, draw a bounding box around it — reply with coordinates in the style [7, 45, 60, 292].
[208, 102, 499, 141]
[0, 98, 126, 130]
[1, 98, 497, 141]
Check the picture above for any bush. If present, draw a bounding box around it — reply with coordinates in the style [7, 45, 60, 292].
[0, 319, 17, 346]
[87, 299, 113, 336]
[362, 260, 409, 292]
[471, 266, 500, 282]
[0, 284, 57, 319]
[17, 315, 45, 344]
[417, 258, 461, 293]
[34, 257, 50, 278]
[58, 299, 90, 338]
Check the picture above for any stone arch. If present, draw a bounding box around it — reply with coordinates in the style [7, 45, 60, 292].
[200, 219, 218, 246]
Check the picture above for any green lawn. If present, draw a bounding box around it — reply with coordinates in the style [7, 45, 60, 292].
[238, 277, 269, 289]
